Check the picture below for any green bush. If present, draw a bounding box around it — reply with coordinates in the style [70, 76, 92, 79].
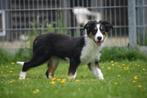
[100, 47, 147, 62]
[0, 49, 14, 65]
[0, 48, 32, 65]
[0, 47, 147, 64]
[14, 48, 32, 61]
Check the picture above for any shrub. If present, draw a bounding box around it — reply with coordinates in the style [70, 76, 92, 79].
[0, 47, 146, 64]
[14, 48, 32, 62]
[100, 47, 147, 62]
[0, 49, 14, 65]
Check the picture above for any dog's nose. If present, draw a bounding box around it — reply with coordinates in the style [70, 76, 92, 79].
[97, 36, 102, 41]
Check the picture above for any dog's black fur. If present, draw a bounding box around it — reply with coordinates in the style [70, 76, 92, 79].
[20, 20, 113, 79]
[23, 33, 85, 75]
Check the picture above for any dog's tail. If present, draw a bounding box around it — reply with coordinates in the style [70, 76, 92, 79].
[16, 61, 24, 66]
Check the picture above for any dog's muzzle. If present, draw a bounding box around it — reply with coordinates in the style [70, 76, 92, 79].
[94, 36, 104, 45]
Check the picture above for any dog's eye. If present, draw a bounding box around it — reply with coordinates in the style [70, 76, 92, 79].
[102, 32, 106, 35]
[99, 25, 107, 35]
[92, 28, 97, 34]
[100, 25, 105, 32]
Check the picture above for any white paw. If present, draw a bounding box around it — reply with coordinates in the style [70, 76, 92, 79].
[19, 71, 26, 80]
[97, 69, 104, 80]
[68, 76, 75, 80]
[48, 73, 54, 79]
[91, 67, 104, 80]
[19, 76, 25, 80]
[98, 74, 104, 80]
[68, 73, 77, 80]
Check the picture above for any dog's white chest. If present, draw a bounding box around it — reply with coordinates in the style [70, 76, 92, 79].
[80, 38, 100, 64]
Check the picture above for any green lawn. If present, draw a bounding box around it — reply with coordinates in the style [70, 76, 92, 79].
[0, 60, 147, 98]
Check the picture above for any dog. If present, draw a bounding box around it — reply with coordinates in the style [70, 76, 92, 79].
[18, 20, 113, 80]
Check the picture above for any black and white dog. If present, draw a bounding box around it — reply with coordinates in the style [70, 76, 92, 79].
[18, 20, 113, 80]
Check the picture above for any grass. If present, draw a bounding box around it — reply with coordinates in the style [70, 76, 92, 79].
[0, 60, 147, 98]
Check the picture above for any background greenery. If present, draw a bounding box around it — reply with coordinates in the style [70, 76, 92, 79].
[0, 47, 147, 65]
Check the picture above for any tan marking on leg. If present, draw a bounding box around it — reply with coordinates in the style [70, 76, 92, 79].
[47, 65, 57, 79]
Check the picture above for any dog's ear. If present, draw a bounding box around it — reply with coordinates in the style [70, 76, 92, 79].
[84, 21, 90, 30]
[84, 21, 98, 29]
[84, 21, 98, 35]
[99, 20, 113, 32]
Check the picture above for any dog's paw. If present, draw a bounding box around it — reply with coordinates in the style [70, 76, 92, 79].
[68, 75, 76, 80]
[98, 74, 104, 80]
[19, 71, 26, 80]
[97, 71, 104, 80]
[68, 72, 77, 80]
[68, 76, 75, 80]
[19, 76, 25, 80]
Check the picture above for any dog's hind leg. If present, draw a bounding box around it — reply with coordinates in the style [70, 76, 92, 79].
[45, 57, 59, 79]
[19, 52, 50, 80]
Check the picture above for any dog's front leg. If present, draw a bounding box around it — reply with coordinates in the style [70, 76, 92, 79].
[68, 58, 80, 80]
[88, 60, 104, 80]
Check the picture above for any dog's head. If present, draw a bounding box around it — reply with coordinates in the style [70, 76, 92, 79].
[84, 20, 113, 45]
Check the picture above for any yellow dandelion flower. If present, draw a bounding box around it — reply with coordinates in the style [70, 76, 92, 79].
[8, 80, 15, 84]
[114, 82, 118, 85]
[11, 62, 15, 65]
[137, 65, 141, 67]
[107, 67, 111, 70]
[117, 75, 121, 78]
[57, 78, 61, 81]
[137, 84, 142, 88]
[33, 89, 40, 94]
[60, 79, 66, 84]
[123, 66, 129, 70]
[142, 68, 146, 71]
[133, 75, 139, 80]
[132, 80, 136, 83]
[51, 77, 57, 81]
[122, 64, 125, 66]
[75, 80, 80, 82]
[111, 64, 114, 67]
[50, 81, 56, 85]
[110, 60, 114, 63]
[9, 70, 13, 73]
